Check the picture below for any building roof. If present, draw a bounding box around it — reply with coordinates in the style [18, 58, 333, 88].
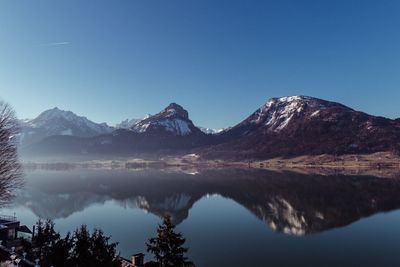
[119, 256, 134, 267]
[17, 225, 32, 234]
[132, 253, 145, 257]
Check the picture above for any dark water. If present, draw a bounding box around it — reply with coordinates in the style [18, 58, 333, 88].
[2, 167, 400, 267]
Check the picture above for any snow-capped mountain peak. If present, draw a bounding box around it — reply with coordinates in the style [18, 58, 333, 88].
[116, 118, 141, 129]
[162, 103, 189, 119]
[199, 127, 226, 135]
[116, 114, 153, 129]
[130, 103, 200, 136]
[28, 107, 112, 132]
[248, 95, 349, 132]
[20, 107, 113, 146]
[29, 108, 75, 127]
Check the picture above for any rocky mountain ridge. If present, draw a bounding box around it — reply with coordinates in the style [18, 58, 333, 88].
[203, 96, 400, 159]
[19, 107, 113, 147]
[19, 96, 400, 159]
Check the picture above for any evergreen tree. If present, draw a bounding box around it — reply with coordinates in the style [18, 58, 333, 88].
[90, 229, 120, 267]
[71, 225, 120, 267]
[25, 221, 120, 267]
[71, 225, 93, 266]
[30, 219, 73, 266]
[147, 216, 194, 267]
[47, 232, 74, 267]
[33, 219, 60, 259]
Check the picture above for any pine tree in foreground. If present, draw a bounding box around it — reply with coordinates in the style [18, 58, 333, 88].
[146, 216, 195, 267]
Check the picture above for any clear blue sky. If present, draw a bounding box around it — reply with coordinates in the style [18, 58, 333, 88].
[1, 0, 399, 128]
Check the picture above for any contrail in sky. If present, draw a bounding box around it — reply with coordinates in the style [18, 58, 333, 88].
[41, 42, 71, 46]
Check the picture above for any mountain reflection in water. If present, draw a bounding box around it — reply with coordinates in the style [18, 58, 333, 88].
[9, 167, 400, 235]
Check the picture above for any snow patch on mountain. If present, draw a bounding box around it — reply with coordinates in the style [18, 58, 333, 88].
[130, 103, 200, 136]
[310, 110, 320, 117]
[199, 127, 225, 134]
[19, 107, 113, 146]
[159, 119, 191, 135]
[116, 118, 141, 129]
[27, 107, 113, 135]
[116, 114, 152, 129]
[133, 122, 151, 133]
[250, 96, 330, 132]
[133, 118, 192, 136]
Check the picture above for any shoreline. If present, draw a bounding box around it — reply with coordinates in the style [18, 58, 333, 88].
[22, 152, 400, 178]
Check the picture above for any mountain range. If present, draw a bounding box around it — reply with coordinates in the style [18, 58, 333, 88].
[19, 96, 400, 160]
[19, 105, 221, 147]
[19, 107, 113, 147]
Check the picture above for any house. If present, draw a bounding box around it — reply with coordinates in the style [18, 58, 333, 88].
[0, 215, 33, 244]
[120, 253, 145, 267]
[0, 215, 35, 266]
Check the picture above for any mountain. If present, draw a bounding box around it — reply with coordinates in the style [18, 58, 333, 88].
[19, 107, 113, 147]
[201, 96, 400, 159]
[130, 103, 204, 136]
[115, 118, 141, 129]
[20, 97, 400, 159]
[115, 114, 151, 129]
[21, 104, 210, 158]
[199, 127, 225, 135]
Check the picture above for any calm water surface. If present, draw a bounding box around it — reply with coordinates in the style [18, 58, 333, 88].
[2, 167, 400, 267]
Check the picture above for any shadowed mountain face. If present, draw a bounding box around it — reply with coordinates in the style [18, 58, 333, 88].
[21, 103, 210, 158]
[12, 168, 400, 235]
[130, 103, 204, 136]
[201, 96, 400, 159]
[20, 96, 400, 159]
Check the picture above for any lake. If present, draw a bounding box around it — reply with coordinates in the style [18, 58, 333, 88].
[1, 167, 400, 267]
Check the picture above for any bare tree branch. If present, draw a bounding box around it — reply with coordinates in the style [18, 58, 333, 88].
[0, 100, 22, 206]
